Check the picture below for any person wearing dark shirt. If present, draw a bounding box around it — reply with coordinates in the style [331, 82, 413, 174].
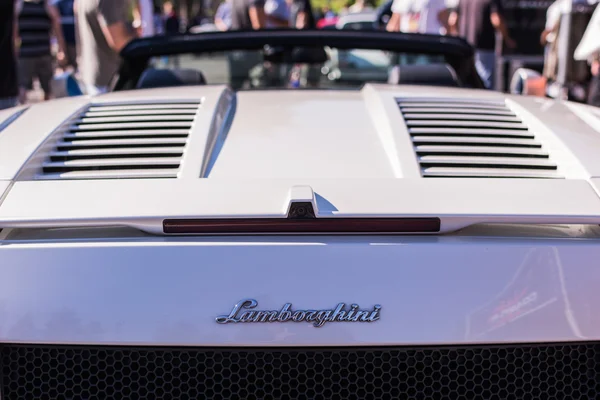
[52, 0, 76, 70]
[231, 0, 267, 30]
[288, 0, 316, 29]
[448, 0, 515, 89]
[375, 0, 394, 29]
[16, 0, 67, 102]
[0, 0, 18, 109]
[163, 1, 180, 35]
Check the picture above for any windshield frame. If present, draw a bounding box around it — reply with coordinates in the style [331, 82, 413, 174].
[114, 29, 483, 91]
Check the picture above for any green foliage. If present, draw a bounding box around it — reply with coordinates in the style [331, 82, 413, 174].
[311, 0, 387, 13]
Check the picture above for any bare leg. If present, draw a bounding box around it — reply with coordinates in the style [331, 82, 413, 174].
[18, 88, 28, 105]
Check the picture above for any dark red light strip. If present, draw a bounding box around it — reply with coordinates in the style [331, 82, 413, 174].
[163, 218, 441, 234]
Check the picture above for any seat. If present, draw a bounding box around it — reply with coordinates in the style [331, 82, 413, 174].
[387, 63, 460, 87]
[136, 68, 207, 89]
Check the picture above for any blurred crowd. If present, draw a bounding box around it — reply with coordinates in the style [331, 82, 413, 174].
[0, 0, 599, 110]
[0, 0, 185, 109]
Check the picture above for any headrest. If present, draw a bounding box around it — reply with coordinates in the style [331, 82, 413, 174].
[387, 63, 460, 87]
[136, 68, 207, 89]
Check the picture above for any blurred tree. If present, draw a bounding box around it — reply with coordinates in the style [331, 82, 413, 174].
[311, 0, 386, 13]
[161, 0, 388, 17]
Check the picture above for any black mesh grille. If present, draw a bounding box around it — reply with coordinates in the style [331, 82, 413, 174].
[2, 343, 600, 399]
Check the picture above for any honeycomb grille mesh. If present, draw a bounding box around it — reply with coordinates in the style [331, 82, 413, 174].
[1, 343, 599, 399]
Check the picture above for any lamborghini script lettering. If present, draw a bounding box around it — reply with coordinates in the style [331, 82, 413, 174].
[216, 299, 381, 328]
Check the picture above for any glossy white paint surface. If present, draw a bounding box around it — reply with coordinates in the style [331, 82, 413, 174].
[0, 181, 9, 203]
[209, 90, 395, 179]
[0, 236, 599, 346]
[5, 84, 600, 184]
[1, 84, 600, 347]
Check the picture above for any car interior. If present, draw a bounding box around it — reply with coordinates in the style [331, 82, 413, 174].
[131, 46, 462, 91]
[136, 68, 208, 89]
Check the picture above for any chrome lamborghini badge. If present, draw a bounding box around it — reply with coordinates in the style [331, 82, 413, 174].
[216, 298, 381, 328]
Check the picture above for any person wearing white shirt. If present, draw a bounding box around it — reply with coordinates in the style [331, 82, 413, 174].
[386, 0, 415, 32]
[349, 0, 373, 14]
[134, 0, 155, 37]
[541, 0, 571, 48]
[574, 2, 600, 105]
[387, 0, 451, 34]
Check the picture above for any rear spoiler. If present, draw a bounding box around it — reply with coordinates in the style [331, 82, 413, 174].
[1, 180, 600, 235]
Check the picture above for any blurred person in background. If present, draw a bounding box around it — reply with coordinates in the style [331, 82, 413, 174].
[16, 0, 67, 103]
[447, 0, 516, 89]
[76, 0, 136, 95]
[0, 0, 18, 110]
[348, 0, 373, 13]
[52, 0, 76, 71]
[134, 0, 155, 36]
[153, 3, 165, 35]
[539, 0, 568, 91]
[288, 0, 316, 28]
[574, 2, 600, 106]
[541, 0, 569, 51]
[163, 1, 181, 35]
[287, 0, 318, 88]
[231, 0, 267, 29]
[322, 5, 335, 19]
[387, 0, 452, 34]
[265, 0, 290, 27]
[187, 7, 206, 32]
[375, 0, 394, 29]
[228, 0, 267, 88]
[386, 0, 420, 32]
[316, 4, 337, 28]
[214, 0, 232, 31]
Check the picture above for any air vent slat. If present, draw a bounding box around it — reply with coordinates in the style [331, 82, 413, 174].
[55, 138, 188, 149]
[409, 128, 534, 138]
[398, 101, 507, 109]
[412, 136, 541, 147]
[62, 130, 189, 139]
[422, 167, 562, 178]
[50, 147, 185, 157]
[84, 110, 198, 117]
[76, 116, 196, 124]
[43, 157, 182, 168]
[398, 108, 516, 116]
[419, 156, 557, 168]
[406, 120, 528, 129]
[69, 122, 193, 131]
[87, 103, 200, 112]
[415, 146, 549, 157]
[36, 169, 179, 180]
[397, 97, 560, 179]
[402, 114, 522, 123]
[38, 101, 200, 180]
[398, 97, 504, 104]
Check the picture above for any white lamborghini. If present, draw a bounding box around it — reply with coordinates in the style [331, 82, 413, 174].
[0, 29, 599, 399]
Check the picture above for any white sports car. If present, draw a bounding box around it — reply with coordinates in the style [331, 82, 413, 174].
[0, 30, 599, 399]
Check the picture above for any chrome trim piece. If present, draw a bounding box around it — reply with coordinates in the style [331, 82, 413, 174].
[216, 298, 381, 328]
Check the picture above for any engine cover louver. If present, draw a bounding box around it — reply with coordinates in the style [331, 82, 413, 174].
[397, 98, 562, 178]
[36, 101, 201, 180]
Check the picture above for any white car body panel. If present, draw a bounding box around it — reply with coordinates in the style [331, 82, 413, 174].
[1, 232, 599, 346]
[1, 83, 600, 349]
